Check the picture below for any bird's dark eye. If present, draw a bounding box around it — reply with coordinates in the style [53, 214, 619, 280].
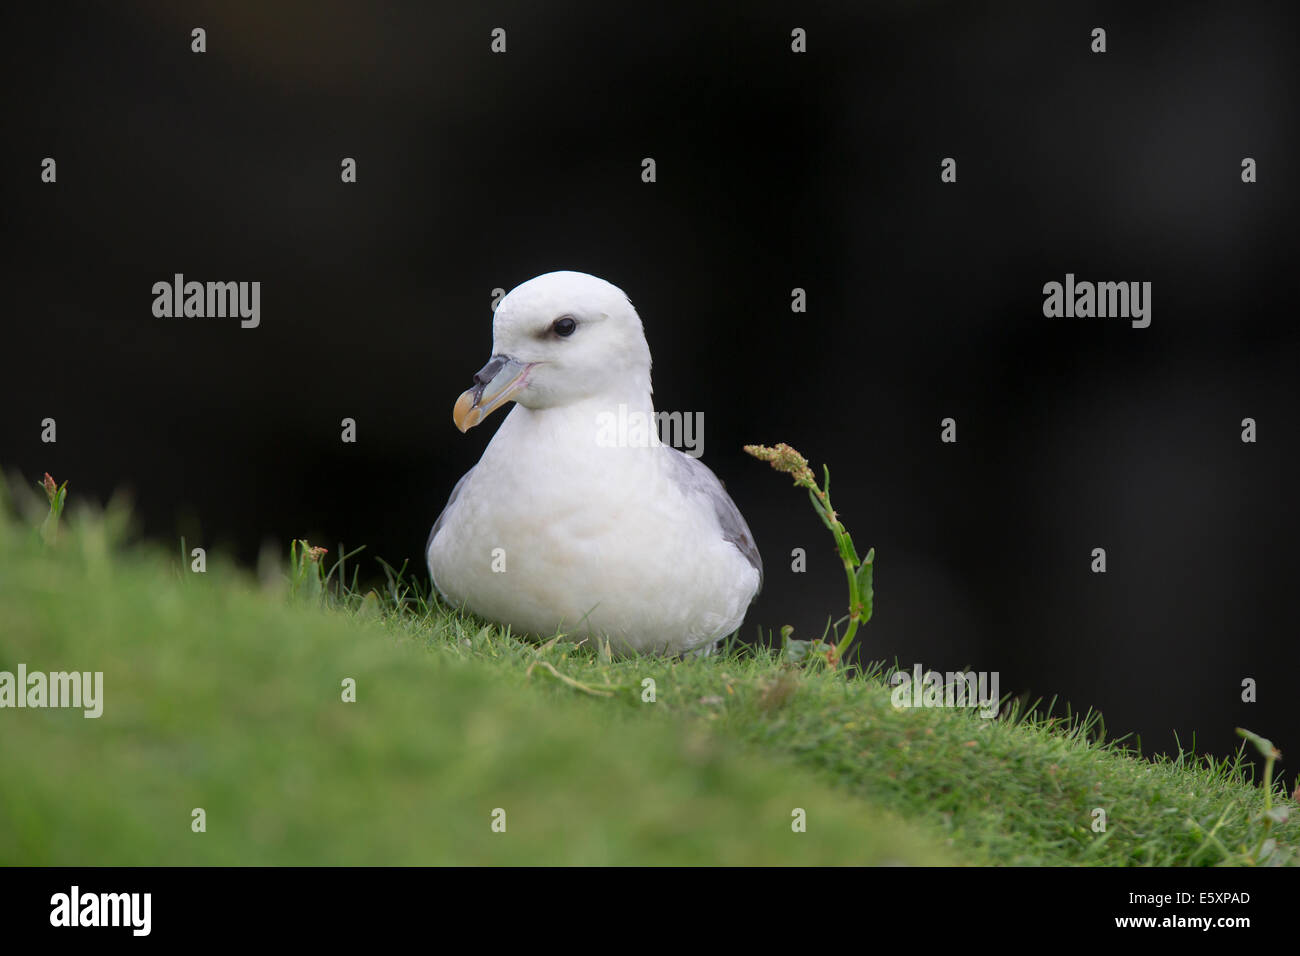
[553, 316, 577, 337]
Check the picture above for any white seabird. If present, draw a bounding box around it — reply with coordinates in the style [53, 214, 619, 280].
[426, 271, 762, 656]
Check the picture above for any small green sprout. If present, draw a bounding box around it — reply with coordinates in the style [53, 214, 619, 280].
[1236, 727, 1288, 864]
[289, 538, 329, 603]
[745, 443, 874, 666]
[38, 472, 68, 546]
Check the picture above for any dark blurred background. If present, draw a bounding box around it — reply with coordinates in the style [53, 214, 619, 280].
[3, 1, 1298, 771]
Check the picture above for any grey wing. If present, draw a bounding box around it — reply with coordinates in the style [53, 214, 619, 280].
[666, 449, 763, 597]
[427, 467, 474, 566]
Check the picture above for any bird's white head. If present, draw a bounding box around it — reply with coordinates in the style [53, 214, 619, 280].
[453, 271, 653, 431]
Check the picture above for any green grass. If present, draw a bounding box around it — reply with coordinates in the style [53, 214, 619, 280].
[1, 473, 1296, 865]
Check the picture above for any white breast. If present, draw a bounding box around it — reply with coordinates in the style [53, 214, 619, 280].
[427, 399, 759, 655]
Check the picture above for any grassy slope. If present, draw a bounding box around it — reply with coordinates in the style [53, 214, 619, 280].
[0, 500, 945, 865]
[1, 493, 1295, 866]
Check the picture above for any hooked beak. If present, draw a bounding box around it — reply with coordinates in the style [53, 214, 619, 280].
[452, 355, 533, 432]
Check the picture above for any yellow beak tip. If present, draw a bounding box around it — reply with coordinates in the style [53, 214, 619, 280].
[452, 390, 478, 433]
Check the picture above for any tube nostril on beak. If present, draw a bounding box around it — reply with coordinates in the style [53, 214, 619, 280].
[473, 355, 511, 387]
